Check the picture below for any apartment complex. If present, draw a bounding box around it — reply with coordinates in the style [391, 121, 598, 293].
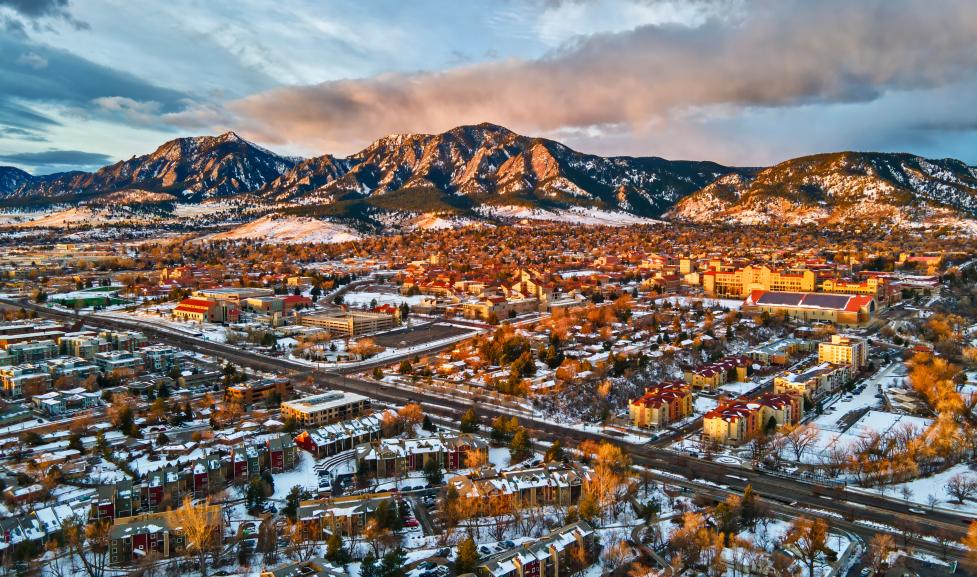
[818, 334, 869, 372]
[702, 393, 801, 445]
[108, 506, 223, 565]
[683, 356, 750, 391]
[280, 391, 372, 427]
[355, 433, 487, 476]
[773, 362, 852, 401]
[477, 521, 596, 577]
[628, 381, 692, 428]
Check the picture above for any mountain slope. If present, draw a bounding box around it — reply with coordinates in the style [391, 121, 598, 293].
[5, 132, 296, 201]
[669, 152, 977, 227]
[0, 166, 33, 196]
[263, 123, 738, 218]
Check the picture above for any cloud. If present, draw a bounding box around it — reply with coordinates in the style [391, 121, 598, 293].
[16, 51, 47, 69]
[0, 148, 113, 174]
[0, 0, 69, 18]
[228, 0, 977, 156]
[0, 149, 112, 166]
[0, 33, 194, 143]
[0, 0, 88, 29]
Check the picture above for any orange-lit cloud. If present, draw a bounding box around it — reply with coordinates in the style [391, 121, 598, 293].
[226, 0, 977, 156]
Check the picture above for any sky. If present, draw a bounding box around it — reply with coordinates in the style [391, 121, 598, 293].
[2, 0, 977, 174]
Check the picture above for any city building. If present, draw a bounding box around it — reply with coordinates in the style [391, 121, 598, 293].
[703, 265, 818, 298]
[628, 381, 692, 428]
[225, 378, 292, 406]
[477, 521, 596, 577]
[818, 334, 869, 372]
[773, 362, 852, 400]
[746, 337, 815, 365]
[0, 364, 52, 398]
[298, 310, 398, 336]
[297, 493, 397, 537]
[449, 464, 589, 510]
[192, 287, 275, 303]
[172, 297, 240, 323]
[355, 433, 487, 476]
[702, 393, 802, 445]
[280, 391, 372, 427]
[684, 356, 750, 391]
[742, 290, 876, 325]
[294, 412, 387, 458]
[108, 505, 222, 565]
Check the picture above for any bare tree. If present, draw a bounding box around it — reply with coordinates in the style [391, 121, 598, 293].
[866, 533, 894, 575]
[167, 497, 220, 576]
[784, 517, 831, 577]
[785, 424, 820, 463]
[945, 473, 977, 504]
[64, 517, 111, 577]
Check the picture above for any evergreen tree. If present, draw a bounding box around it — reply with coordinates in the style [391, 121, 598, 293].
[379, 548, 407, 577]
[455, 536, 479, 574]
[510, 428, 531, 461]
[460, 408, 479, 433]
[360, 552, 379, 577]
[423, 459, 444, 486]
[741, 484, 760, 528]
[544, 439, 565, 463]
[283, 485, 302, 521]
[246, 476, 267, 512]
[325, 531, 350, 566]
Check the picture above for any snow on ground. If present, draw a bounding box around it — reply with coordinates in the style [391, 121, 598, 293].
[560, 270, 600, 278]
[481, 205, 662, 226]
[206, 216, 361, 244]
[655, 296, 744, 310]
[718, 380, 762, 396]
[407, 213, 481, 230]
[171, 201, 239, 218]
[489, 447, 511, 468]
[343, 291, 430, 308]
[851, 462, 977, 515]
[271, 451, 319, 499]
[11, 207, 154, 228]
[694, 396, 719, 414]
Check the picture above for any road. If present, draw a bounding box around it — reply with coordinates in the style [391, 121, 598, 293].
[7, 298, 975, 564]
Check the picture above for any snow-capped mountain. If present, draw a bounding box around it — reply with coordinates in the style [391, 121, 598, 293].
[669, 152, 977, 228]
[265, 123, 737, 217]
[5, 128, 977, 233]
[0, 166, 33, 196]
[3, 132, 296, 201]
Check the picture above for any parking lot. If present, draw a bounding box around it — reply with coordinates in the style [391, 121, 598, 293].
[372, 323, 473, 348]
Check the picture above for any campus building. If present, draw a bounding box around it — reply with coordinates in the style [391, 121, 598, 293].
[742, 290, 876, 326]
[703, 265, 818, 298]
[298, 310, 398, 337]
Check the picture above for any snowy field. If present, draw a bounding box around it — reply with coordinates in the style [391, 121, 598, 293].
[342, 290, 430, 308]
[206, 215, 362, 244]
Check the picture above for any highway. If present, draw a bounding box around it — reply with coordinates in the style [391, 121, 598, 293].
[5, 298, 974, 563]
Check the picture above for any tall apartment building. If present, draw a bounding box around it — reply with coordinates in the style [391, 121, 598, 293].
[818, 334, 868, 372]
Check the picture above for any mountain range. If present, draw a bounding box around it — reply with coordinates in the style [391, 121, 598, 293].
[3, 123, 977, 233]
